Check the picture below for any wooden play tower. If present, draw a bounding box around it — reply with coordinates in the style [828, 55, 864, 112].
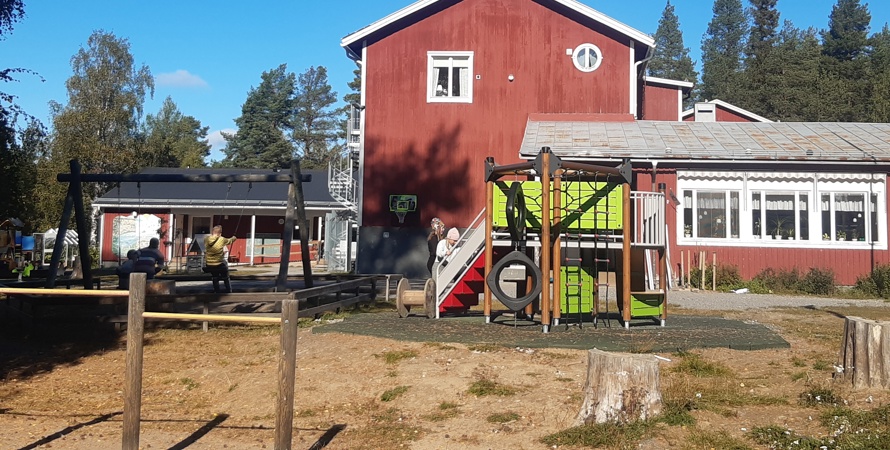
[482, 148, 667, 332]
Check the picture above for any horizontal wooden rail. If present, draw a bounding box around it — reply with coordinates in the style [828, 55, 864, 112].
[292, 277, 373, 300]
[0, 287, 129, 297]
[142, 312, 280, 324]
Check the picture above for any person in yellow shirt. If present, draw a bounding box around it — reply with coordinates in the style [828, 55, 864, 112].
[204, 225, 236, 293]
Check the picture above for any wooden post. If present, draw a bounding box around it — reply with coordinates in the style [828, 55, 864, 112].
[275, 298, 299, 449]
[277, 164, 297, 292]
[69, 159, 94, 289]
[292, 160, 314, 288]
[699, 251, 705, 291]
[122, 273, 147, 450]
[836, 316, 890, 389]
[575, 349, 662, 425]
[660, 247, 667, 323]
[679, 251, 684, 288]
[622, 183, 632, 326]
[711, 252, 716, 291]
[484, 161, 494, 322]
[46, 180, 76, 289]
[686, 250, 691, 290]
[540, 150, 552, 332]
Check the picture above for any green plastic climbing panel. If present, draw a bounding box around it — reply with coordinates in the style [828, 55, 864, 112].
[560, 265, 594, 314]
[630, 293, 665, 317]
[492, 181, 623, 231]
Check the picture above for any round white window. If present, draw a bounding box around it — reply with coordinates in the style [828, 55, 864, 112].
[572, 44, 603, 72]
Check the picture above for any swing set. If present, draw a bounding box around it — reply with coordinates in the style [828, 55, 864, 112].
[483, 147, 667, 331]
[50, 159, 316, 292]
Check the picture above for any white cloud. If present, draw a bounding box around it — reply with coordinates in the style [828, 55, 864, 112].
[207, 128, 235, 150]
[155, 70, 208, 88]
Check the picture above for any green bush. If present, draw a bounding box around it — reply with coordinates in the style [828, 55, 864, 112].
[750, 267, 836, 296]
[683, 264, 743, 291]
[799, 268, 836, 296]
[853, 263, 890, 299]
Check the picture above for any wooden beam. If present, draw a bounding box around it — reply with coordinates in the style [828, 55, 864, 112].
[122, 273, 146, 450]
[0, 287, 129, 297]
[142, 312, 280, 324]
[58, 173, 311, 183]
[276, 299, 299, 449]
[292, 160, 314, 288]
[277, 162, 298, 291]
[69, 160, 94, 289]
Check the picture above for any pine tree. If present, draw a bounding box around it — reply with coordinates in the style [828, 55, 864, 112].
[649, 1, 699, 87]
[700, 0, 748, 103]
[869, 24, 890, 122]
[819, 0, 872, 121]
[771, 24, 825, 121]
[144, 97, 211, 168]
[739, 0, 781, 117]
[291, 66, 342, 170]
[221, 64, 295, 169]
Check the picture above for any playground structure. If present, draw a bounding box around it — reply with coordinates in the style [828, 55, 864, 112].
[429, 147, 667, 331]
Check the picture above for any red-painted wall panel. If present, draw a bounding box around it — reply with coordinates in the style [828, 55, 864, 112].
[642, 84, 679, 121]
[715, 106, 758, 122]
[362, 0, 638, 229]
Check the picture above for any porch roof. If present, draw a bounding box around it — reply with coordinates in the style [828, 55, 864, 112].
[519, 119, 890, 164]
[93, 168, 346, 211]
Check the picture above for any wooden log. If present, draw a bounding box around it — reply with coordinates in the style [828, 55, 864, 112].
[122, 273, 146, 450]
[575, 349, 662, 425]
[835, 316, 890, 389]
[396, 278, 436, 319]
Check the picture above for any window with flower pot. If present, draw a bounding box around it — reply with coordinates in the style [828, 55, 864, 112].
[677, 171, 885, 249]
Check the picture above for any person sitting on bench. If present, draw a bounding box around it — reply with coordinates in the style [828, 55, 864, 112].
[203, 225, 236, 293]
[135, 238, 166, 277]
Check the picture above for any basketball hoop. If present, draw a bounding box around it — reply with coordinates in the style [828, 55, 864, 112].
[389, 194, 417, 225]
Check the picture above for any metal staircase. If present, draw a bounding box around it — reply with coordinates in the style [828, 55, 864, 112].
[328, 106, 361, 214]
[433, 209, 486, 318]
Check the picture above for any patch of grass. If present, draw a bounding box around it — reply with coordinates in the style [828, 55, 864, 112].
[423, 401, 461, 422]
[540, 420, 655, 448]
[749, 425, 827, 450]
[658, 398, 696, 427]
[296, 409, 316, 418]
[466, 343, 503, 353]
[749, 405, 890, 450]
[347, 407, 424, 448]
[467, 379, 518, 397]
[378, 349, 419, 365]
[686, 429, 753, 450]
[423, 342, 456, 350]
[385, 370, 398, 377]
[380, 385, 410, 402]
[487, 412, 520, 423]
[812, 360, 832, 371]
[790, 371, 808, 382]
[671, 352, 731, 377]
[556, 377, 574, 383]
[791, 356, 807, 367]
[180, 377, 199, 390]
[799, 386, 843, 407]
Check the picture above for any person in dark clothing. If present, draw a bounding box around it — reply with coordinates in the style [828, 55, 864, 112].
[427, 217, 445, 278]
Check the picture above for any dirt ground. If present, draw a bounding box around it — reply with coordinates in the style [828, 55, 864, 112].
[2, 297, 890, 449]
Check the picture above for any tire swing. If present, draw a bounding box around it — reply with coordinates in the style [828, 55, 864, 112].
[486, 182, 543, 312]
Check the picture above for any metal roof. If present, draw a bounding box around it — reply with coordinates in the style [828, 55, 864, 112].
[518, 120, 890, 163]
[93, 167, 346, 210]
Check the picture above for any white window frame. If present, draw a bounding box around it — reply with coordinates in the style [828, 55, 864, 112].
[677, 171, 886, 250]
[427, 51, 474, 103]
[571, 43, 603, 73]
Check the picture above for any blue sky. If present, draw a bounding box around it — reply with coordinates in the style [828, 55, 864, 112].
[1, 0, 888, 163]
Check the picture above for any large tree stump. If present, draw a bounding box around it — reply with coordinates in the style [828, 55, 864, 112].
[575, 349, 662, 425]
[835, 316, 890, 389]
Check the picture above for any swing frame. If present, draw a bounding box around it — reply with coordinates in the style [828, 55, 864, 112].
[52, 159, 315, 292]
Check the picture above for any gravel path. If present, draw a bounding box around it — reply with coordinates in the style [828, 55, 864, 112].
[667, 290, 890, 311]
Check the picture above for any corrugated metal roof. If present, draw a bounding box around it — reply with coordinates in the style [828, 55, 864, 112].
[519, 120, 890, 162]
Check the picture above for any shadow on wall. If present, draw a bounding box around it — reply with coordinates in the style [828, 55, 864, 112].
[358, 123, 472, 277]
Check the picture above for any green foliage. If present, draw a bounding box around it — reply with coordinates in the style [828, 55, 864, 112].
[540, 420, 654, 448]
[378, 349, 418, 365]
[687, 429, 753, 450]
[486, 412, 520, 423]
[649, 1, 698, 105]
[658, 398, 697, 427]
[143, 97, 210, 168]
[684, 264, 742, 291]
[751, 267, 836, 296]
[380, 385, 410, 402]
[750, 405, 890, 450]
[822, 0, 872, 62]
[699, 0, 748, 103]
[221, 64, 295, 169]
[467, 379, 518, 397]
[749, 425, 825, 449]
[799, 386, 842, 407]
[853, 263, 890, 298]
[0, 1, 25, 37]
[291, 66, 343, 170]
[670, 352, 731, 377]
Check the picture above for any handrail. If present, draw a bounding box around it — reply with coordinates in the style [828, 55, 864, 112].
[434, 209, 487, 317]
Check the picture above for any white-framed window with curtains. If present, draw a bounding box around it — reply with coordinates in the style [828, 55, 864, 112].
[427, 51, 473, 103]
[677, 171, 885, 249]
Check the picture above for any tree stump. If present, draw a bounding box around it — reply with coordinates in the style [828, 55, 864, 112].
[575, 349, 662, 425]
[835, 316, 890, 389]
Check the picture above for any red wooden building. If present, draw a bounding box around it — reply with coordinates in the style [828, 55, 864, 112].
[342, 0, 890, 285]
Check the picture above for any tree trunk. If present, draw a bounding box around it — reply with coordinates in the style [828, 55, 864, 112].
[835, 316, 890, 389]
[575, 349, 662, 425]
